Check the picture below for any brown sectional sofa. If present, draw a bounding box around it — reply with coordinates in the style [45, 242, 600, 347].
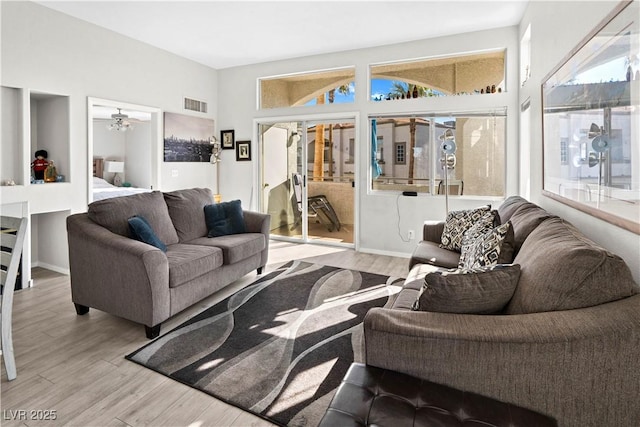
[364, 196, 640, 427]
[66, 188, 270, 338]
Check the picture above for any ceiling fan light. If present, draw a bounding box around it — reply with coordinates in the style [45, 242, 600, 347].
[108, 108, 132, 132]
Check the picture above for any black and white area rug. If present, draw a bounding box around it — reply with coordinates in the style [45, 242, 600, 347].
[126, 260, 403, 427]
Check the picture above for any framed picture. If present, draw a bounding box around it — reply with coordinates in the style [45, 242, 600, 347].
[163, 112, 215, 162]
[541, 0, 639, 235]
[221, 129, 235, 150]
[236, 140, 251, 161]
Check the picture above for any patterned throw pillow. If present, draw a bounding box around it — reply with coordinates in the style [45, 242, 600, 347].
[440, 205, 492, 251]
[412, 264, 521, 314]
[459, 221, 512, 269]
[460, 211, 499, 242]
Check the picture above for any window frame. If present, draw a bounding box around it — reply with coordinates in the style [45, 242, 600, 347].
[394, 142, 406, 165]
[370, 109, 507, 197]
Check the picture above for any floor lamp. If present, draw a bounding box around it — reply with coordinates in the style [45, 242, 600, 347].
[440, 129, 457, 215]
[588, 122, 609, 207]
[210, 136, 222, 203]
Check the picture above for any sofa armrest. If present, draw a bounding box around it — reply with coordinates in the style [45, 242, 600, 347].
[364, 295, 640, 426]
[66, 213, 170, 327]
[243, 210, 271, 268]
[422, 220, 445, 243]
[243, 210, 269, 234]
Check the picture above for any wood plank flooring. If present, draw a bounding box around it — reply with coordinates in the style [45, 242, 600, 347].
[1, 241, 408, 427]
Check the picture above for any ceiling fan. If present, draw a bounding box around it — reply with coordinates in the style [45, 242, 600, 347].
[93, 106, 149, 131]
[107, 108, 133, 132]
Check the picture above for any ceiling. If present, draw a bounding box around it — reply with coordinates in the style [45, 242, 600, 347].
[36, 1, 529, 70]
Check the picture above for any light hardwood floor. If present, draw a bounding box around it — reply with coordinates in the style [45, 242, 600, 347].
[1, 241, 408, 427]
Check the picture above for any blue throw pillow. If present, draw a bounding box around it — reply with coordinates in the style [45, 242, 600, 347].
[128, 215, 167, 252]
[204, 200, 246, 237]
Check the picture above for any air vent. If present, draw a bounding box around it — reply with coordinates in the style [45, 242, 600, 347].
[184, 97, 208, 113]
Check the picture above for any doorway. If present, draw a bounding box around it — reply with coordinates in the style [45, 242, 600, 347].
[87, 98, 162, 204]
[258, 118, 356, 246]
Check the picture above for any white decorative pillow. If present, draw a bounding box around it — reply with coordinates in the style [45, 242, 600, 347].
[459, 221, 513, 269]
[412, 264, 521, 314]
[440, 205, 492, 252]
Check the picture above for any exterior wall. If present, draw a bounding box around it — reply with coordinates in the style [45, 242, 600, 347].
[307, 181, 354, 226]
[457, 117, 505, 197]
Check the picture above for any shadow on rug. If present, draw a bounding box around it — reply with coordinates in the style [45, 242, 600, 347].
[126, 260, 403, 427]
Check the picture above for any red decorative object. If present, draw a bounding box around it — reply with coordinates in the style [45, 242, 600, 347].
[31, 150, 49, 180]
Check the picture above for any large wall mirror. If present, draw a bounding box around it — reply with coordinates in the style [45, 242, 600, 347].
[542, 0, 639, 234]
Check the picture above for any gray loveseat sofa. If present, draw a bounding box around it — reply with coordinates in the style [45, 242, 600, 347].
[364, 196, 640, 427]
[67, 188, 270, 338]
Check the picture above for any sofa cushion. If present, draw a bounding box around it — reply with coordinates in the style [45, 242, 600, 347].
[204, 200, 246, 237]
[128, 215, 167, 252]
[410, 241, 461, 270]
[497, 195, 529, 224]
[440, 205, 491, 251]
[88, 191, 179, 245]
[166, 243, 223, 288]
[186, 233, 265, 265]
[413, 264, 521, 314]
[505, 217, 640, 314]
[459, 221, 513, 269]
[164, 188, 213, 242]
[508, 203, 555, 254]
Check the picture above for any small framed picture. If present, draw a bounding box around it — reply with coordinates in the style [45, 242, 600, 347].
[221, 129, 235, 150]
[236, 140, 251, 161]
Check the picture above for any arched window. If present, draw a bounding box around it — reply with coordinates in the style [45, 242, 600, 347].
[370, 49, 505, 101]
[259, 67, 355, 109]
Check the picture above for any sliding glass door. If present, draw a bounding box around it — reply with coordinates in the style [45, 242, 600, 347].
[260, 121, 304, 240]
[258, 118, 355, 246]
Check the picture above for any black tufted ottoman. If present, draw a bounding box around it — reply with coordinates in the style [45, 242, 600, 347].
[318, 363, 557, 427]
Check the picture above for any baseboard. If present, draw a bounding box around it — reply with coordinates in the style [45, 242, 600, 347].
[359, 247, 411, 259]
[33, 261, 70, 276]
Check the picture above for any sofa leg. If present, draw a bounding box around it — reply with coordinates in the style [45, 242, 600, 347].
[74, 303, 90, 315]
[145, 324, 161, 339]
[257, 267, 264, 275]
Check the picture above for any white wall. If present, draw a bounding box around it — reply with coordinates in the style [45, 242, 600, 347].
[218, 26, 520, 256]
[1, 0, 218, 213]
[32, 210, 70, 274]
[34, 96, 70, 182]
[93, 122, 126, 184]
[1, 87, 22, 184]
[93, 120, 153, 187]
[520, 0, 640, 282]
[125, 122, 153, 188]
[1, 1, 218, 272]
